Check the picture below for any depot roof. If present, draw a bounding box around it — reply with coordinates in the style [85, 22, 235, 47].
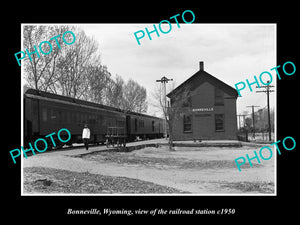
[167, 61, 238, 99]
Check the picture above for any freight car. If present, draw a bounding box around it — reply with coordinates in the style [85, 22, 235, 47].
[24, 88, 164, 149]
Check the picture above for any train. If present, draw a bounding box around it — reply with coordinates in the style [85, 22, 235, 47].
[24, 88, 165, 148]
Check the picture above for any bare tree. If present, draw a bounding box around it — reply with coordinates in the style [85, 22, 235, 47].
[122, 79, 148, 113]
[23, 25, 101, 100]
[87, 64, 112, 103]
[55, 28, 100, 99]
[23, 25, 68, 91]
[152, 83, 190, 150]
[23, 25, 149, 114]
[105, 74, 124, 108]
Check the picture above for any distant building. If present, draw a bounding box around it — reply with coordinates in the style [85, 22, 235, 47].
[253, 107, 274, 132]
[167, 61, 238, 140]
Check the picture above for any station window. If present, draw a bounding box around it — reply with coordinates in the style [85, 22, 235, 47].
[215, 114, 224, 131]
[183, 115, 192, 132]
[152, 121, 155, 132]
[215, 88, 224, 105]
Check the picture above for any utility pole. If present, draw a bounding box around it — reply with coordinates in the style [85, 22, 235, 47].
[156, 76, 173, 139]
[246, 105, 260, 140]
[256, 81, 274, 141]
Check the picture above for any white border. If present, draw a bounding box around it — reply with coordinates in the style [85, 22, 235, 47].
[21, 23, 277, 197]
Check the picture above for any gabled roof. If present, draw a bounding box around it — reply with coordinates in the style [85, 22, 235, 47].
[167, 69, 238, 99]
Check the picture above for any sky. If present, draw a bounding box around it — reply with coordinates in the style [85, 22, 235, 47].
[79, 23, 276, 118]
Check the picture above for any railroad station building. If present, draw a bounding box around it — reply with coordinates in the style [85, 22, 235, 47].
[167, 61, 238, 140]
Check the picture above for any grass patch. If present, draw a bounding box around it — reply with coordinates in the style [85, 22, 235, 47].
[23, 167, 188, 194]
[220, 181, 274, 193]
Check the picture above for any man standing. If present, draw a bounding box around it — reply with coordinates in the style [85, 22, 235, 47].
[82, 124, 91, 150]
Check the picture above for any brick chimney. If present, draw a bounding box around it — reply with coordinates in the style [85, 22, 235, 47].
[199, 61, 204, 71]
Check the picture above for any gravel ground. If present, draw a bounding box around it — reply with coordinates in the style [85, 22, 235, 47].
[23, 145, 275, 194]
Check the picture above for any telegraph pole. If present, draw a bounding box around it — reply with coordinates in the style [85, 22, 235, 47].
[156, 76, 173, 139]
[256, 81, 274, 141]
[246, 105, 260, 139]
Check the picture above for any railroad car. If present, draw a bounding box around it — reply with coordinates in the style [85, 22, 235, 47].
[24, 88, 164, 148]
[127, 113, 163, 141]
